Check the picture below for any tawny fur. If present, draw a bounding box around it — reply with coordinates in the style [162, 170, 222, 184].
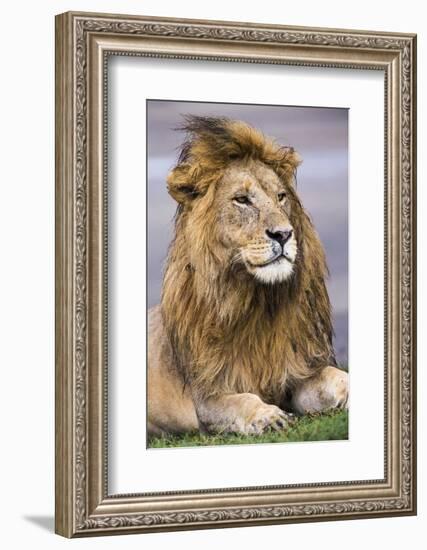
[160, 116, 336, 406]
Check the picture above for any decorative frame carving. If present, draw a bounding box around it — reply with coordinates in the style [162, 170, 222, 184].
[55, 11, 417, 537]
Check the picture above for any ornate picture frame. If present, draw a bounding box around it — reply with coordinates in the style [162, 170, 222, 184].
[55, 11, 417, 537]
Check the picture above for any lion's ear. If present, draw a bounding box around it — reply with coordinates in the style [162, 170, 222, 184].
[276, 148, 302, 187]
[283, 148, 302, 171]
[167, 164, 199, 204]
[292, 151, 303, 169]
[290, 152, 302, 188]
[168, 184, 199, 203]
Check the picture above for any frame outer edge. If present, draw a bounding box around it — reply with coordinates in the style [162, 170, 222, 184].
[55, 12, 75, 538]
[54, 10, 417, 537]
[409, 34, 417, 515]
[62, 10, 416, 39]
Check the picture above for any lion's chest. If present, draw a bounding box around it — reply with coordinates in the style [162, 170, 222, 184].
[205, 329, 289, 402]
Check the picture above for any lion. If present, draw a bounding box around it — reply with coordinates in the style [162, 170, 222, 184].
[147, 115, 348, 437]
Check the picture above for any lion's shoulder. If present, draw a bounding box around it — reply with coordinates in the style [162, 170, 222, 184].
[148, 303, 163, 331]
[148, 304, 171, 370]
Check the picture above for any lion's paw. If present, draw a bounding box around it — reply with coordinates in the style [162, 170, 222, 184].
[291, 366, 349, 415]
[242, 404, 295, 435]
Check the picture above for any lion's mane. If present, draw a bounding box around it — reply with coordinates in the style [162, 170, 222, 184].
[161, 116, 336, 403]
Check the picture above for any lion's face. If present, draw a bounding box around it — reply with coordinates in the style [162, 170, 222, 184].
[167, 116, 304, 286]
[213, 159, 297, 284]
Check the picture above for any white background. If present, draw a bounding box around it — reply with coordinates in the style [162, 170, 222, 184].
[0, 1, 424, 549]
[109, 60, 384, 494]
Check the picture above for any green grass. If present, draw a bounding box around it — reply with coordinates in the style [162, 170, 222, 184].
[148, 409, 348, 448]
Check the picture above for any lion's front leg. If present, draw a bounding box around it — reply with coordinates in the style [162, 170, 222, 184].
[291, 366, 348, 415]
[196, 392, 295, 435]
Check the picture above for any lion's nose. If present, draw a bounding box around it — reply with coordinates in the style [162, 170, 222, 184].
[266, 228, 293, 247]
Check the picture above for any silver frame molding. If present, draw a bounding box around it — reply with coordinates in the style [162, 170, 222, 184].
[55, 11, 417, 538]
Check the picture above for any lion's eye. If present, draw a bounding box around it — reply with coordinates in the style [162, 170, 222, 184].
[278, 192, 286, 202]
[234, 195, 251, 205]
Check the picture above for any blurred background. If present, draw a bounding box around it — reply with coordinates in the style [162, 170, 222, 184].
[147, 100, 348, 365]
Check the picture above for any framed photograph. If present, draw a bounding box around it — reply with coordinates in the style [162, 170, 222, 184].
[55, 11, 417, 537]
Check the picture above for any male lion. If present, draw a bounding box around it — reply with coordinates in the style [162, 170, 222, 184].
[148, 116, 348, 436]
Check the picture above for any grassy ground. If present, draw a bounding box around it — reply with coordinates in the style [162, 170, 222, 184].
[148, 409, 348, 448]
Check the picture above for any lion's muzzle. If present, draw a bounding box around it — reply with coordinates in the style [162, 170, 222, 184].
[240, 226, 297, 284]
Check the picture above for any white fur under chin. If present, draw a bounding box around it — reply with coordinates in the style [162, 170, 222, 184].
[252, 257, 294, 284]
